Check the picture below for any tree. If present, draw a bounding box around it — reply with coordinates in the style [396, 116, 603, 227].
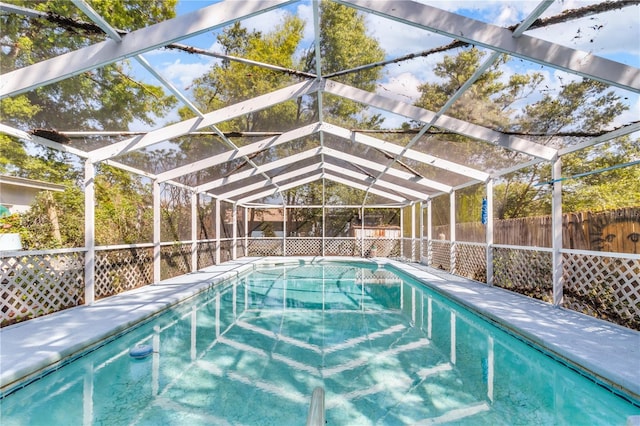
[184, 1, 387, 212]
[303, 1, 385, 126]
[0, 0, 179, 247]
[413, 48, 633, 219]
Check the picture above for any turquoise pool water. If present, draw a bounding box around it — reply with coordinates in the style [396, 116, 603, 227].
[1, 262, 638, 425]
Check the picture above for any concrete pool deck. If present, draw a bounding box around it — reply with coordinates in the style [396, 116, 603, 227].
[1, 257, 639, 403]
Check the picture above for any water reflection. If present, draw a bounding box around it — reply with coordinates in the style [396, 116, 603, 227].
[1, 264, 638, 425]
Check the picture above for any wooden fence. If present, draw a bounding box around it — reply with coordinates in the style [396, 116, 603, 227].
[434, 207, 640, 253]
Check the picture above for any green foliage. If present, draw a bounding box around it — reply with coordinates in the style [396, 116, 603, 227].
[95, 165, 153, 244]
[414, 47, 634, 219]
[304, 1, 385, 126]
[1, 0, 178, 248]
[561, 138, 640, 212]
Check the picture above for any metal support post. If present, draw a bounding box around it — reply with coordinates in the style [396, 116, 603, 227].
[486, 179, 494, 286]
[153, 179, 161, 282]
[450, 191, 456, 274]
[552, 156, 564, 306]
[84, 160, 95, 304]
[191, 191, 198, 272]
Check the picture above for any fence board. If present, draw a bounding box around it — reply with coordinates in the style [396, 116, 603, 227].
[434, 207, 640, 253]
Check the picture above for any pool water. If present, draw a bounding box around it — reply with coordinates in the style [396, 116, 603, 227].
[1, 262, 638, 425]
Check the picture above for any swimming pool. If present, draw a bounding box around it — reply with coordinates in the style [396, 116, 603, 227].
[1, 260, 639, 425]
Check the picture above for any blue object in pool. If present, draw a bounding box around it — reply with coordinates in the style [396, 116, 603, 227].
[129, 344, 153, 359]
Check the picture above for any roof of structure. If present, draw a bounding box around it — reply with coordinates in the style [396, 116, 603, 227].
[1, 0, 638, 207]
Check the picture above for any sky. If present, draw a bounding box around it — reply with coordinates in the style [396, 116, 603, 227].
[132, 0, 640, 131]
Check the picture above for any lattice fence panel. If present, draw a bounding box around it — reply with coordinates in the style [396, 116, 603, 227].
[362, 239, 400, 258]
[286, 238, 322, 256]
[563, 253, 639, 330]
[431, 242, 451, 271]
[493, 247, 552, 302]
[1, 252, 84, 326]
[456, 243, 487, 283]
[248, 239, 283, 256]
[423, 240, 430, 262]
[324, 239, 358, 256]
[220, 240, 233, 263]
[237, 239, 247, 258]
[95, 248, 153, 299]
[197, 242, 216, 269]
[401, 239, 414, 261]
[161, 244, 192, 280]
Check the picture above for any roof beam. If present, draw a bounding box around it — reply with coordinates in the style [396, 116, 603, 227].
[237, 172, 323, 204]
[323, 80, 556, 160]
[322, 173, 406, 203]
[90, 80, 320, 163]
[559, 122, 640, 156]
[321, 123, 489, 181]
[195, 147, 321, 193]
[323, 162, 429, 200]
[340, 0, 640, 93]
[0, 0, 295, 98]
[216, 163, 322, 200]
[322, 147, 450, 193]
[156, 122, 321, 182]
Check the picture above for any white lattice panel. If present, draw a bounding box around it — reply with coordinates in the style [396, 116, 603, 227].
[161, 244, 192, 280]
[364, 239, 400, 258]
[248, 239, 283, 256]
[456, 243, 487, 283]
[431, 242, 451, 271]
[1, 253, 84, 326]
[563, 253, 639, 329]
[197, 242, 216, 269]
[95, 248, 153, 299]
[493, 248, 552, 302]
[220, 241, 233, 263]
[324, 239, 357, 256]
[401, 239, 413, 261]
[286, 239, 322, 256]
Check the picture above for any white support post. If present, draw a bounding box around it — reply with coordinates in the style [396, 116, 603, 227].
[427, 198, 433, 266]
[552, 156, 564, 306]
[361, 207, 365, 257]
[232, 203, 238, 260]
[84, 160, 95, 305]
[244, 207, 249, 257]
[322, 180, 326, 257]
[215, 198, 221, 264]
[400, 207, 404, 259]
[450, 191, 456, 274]
[191, 191, 198, 272]
[153, 179, 161, 283]
[486, 179, 494, 286]
[419, 202, 424, 263]
[283, 207, 287, 256]
[411, 202, 416, 261]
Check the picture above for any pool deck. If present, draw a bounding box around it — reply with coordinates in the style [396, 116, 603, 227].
[1, 257, 639, 403]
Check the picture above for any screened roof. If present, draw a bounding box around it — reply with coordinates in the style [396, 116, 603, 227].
[1, 0, 639, 207]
